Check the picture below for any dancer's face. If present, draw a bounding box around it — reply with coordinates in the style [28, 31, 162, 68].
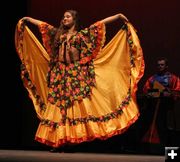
[62, 12, 75, 28]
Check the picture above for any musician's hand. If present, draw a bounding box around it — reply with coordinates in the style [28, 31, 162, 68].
[163, 91, 171, 97]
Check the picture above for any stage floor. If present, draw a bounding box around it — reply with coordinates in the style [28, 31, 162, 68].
[0, 150, 164, 162]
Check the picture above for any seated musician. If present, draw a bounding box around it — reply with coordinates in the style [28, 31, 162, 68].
[142, 57, 180, 147]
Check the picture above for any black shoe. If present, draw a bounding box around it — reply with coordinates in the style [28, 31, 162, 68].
[49, 148, 58, 153]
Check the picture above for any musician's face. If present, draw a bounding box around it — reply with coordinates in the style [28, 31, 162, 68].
[157, 60, 168, 73]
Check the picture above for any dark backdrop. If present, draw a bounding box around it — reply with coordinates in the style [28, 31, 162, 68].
[1, 0, 179, 152]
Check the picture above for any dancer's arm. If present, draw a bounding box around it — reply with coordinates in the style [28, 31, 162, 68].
[101, 13, 129, 24]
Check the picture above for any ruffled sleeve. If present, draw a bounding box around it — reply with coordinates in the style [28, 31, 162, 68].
[74, 21, 106, 64]
[38, 22, 57, 55]
[170, 74, 180, 91]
